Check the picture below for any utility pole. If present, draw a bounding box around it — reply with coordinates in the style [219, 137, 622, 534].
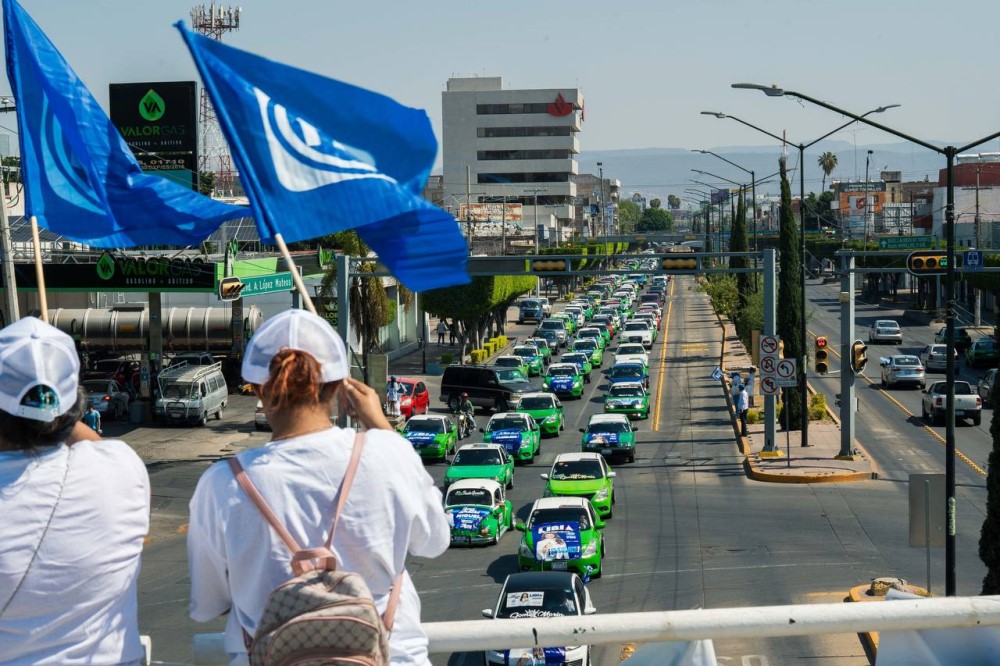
[0, 100, 18, 324]
[466, 165, 473, 253]
[525, 187, 548, 296]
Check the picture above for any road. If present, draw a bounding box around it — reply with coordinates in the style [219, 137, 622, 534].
[132, 274, 990, 666]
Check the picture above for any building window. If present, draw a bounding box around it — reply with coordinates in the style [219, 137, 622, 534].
[478, 172, 570, 184]
[477, 126, 574, 138]
[477, 149, 572, 161]
[476, 103, 551, 115]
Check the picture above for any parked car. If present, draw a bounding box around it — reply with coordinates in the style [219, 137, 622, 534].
[919, 344, 958, 373]
[397, 377, 430, 419]
[965, 336, 1000, 368]
[82, 357, 140, 387]
[879, 355, 925, 389]
[921, 381, 982, 426]
[934, 326, 974, 351]
[978, 369, 998, 406]
[868, 320, 902, 345]
[81, 379, 130, 420]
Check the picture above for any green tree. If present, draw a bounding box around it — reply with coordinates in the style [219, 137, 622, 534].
[636, 207, 673, 233]
[729, 189, 750, 314]
[666, 194, 681, 210]
[817, 151, 838, 192]
[618, 199, 642, 233]
[649, 198, 662, 209]
[197, 170, 215, 197]
[777, 157, 804, 430]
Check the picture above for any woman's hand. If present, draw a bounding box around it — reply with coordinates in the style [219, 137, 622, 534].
[340, 377, 393, 431]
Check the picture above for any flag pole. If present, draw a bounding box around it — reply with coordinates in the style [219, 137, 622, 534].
[29, 216, 48, 321]
[273, 232, 317, 315]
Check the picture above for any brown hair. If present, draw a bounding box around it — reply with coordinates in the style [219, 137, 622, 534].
[260, 349, 340, 410]
[0, 386, 87, 451]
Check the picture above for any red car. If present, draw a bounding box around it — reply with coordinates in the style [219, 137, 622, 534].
[398, 377, 430, 419]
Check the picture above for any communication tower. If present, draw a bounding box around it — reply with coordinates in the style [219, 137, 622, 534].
[191, 2, 241, 197]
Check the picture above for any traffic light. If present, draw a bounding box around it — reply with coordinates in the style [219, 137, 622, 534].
[906, 250, 949, 276]
[218, 276, 245, 301]
[850, 340, 868, 374]
[661, 257, 697, 270]
[531, 259, 568, 273]
[814, 336, 829, 375]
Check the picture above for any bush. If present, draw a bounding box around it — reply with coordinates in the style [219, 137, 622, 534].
[564, 291, 574, 301]
[809, 393, 831, 422]
[470, 349, 487, 364]
[440, 353, 454, 365]
[495, 335, 507, 348]
[483, 341, 496, 356]
[747, 408, 763, 424]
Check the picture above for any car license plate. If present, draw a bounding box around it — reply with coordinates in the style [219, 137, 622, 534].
[601, 448, 613, 455]
[965, 410, 977, 417]
[551, 562, 568, 571]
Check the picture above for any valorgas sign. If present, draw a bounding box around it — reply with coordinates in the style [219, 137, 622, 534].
[8, 252, 216, 292]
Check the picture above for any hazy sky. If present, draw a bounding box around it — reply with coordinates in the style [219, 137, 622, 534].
[4, 0, 999, 165]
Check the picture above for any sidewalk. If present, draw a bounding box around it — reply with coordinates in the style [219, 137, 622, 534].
[716, 314, 878, 484]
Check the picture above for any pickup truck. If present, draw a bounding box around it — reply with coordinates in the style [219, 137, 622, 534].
[921, 380, 982, 426]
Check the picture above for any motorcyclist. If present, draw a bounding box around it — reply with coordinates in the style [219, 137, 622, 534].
[457, 392, 476, 435]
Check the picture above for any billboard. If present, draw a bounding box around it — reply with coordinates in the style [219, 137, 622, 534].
[840, 191, 886, 230]
[110, 81, 198, 190]
[458, 203, 524, 222]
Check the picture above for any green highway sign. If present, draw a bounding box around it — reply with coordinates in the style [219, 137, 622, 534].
[239, 272, 294, 298]
[878, 235, 933, 250]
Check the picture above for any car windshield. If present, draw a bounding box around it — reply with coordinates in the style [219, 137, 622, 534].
[540, 321, 563, 331]
[609, 385, 644, 397]
[617, 345, 645, 356]
[575, 341, 597, 352]
[520, 396, 555, 410]
[563, 354, 587, 365]
[446, 488, 493, 506]
[579, 330, 599, 339]
[495, 358, 522, 368]
[548, 366, 577, 377]
[513, 348, 537, 359]
[551, 460, 603, 480]
[159, 379, 197, 399]
[953, 383, 974, 395]
[529, 339, 550, 350]
[399, 382, 415, 396]
[930, 345, 948, 354]
[611, 365, 643, 379]
[625, 323, 648, 331]
[489, 417, 526, 431]
[894, 357, 921, 367]
[453, 449, 503, 466]
[405, 420, 444, 434]
[587, 420, 630, 434]
[496, 369, 529, 383]
[521, 299, 540, 307]
[528, 508, 590, 530]
[81, 380, 110, 394]
[876, 321, 900, 330]
[93, 360, 123, 372]
[496, 587, 577, 619]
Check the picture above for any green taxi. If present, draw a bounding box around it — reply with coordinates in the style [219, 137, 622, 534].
[560, 352, 593, 383]
[445, 479, 513, 547]
[511, 345, 544, 376]
[576, 326, 607, 349]
[604, 381, 650, 420]
[401, 414, 458, 462]
[527, 338, 554, 365]
[492, 355, 529, 377]
[481, 412, 542, 463]
[570, 301, 594, 320]
[541, 452, 616, 518]
[543, 363, 584, 399]
[551, 312, 577, 336]
[966, 336, 1000, 368]
[515, 496, 606, 578]
[580, 413, 637, 463]
[572, 338, 604, 368]
[516, 392, 565, 437]
[443, 443, 514, 490]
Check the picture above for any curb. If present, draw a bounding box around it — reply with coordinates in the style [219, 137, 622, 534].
[846, 582, 932, 660]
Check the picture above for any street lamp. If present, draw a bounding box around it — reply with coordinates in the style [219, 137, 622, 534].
[693, 149, 758, 252]
[702, 102, 900, 455]
[733, 81, 1000, 598]
[686, 188, 712, 240]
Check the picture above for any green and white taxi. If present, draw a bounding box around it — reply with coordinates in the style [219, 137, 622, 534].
[444, 479, 513, 547]
[401, 414, 458, 462]
[603, 381, 650, 420]
[481, 412, 542, 463]
[576, 326, 607, 349]
[516, 392, 565, 437]
[613, 343, 649, 368]
[580, 413, 637, 463]
[443, 443, 514, 491]
[515, 496, 606, 578]
[511, 345, 544, 376]
[493, 354, 530, 378]
[527, 338, 555, 365]
[571, 338, 604, 368]
[560, 352, 593, 383]
[543, 363, 584, 399]
[541, 452, 616, 518]
[551, 312, 577, 336]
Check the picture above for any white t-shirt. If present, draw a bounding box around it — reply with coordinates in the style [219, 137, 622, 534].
[0, 440, 150, 665]
[187, 427, 450, 666]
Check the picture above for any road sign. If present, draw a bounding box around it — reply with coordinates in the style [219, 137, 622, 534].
[776, 358, 798, 387]
[760, 375, 779, 396]
[878, 235, 933, 250]
[239, 272, 295, 298]
[964, 250, 984, 272]
[760, 335, 779, 356]
[760, 356, 777, 375]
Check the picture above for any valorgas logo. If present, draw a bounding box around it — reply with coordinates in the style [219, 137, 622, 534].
[139, 88, 165, 122]
[96, 252, 116, 280]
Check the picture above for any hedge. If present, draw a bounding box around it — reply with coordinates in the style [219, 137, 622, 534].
[470, 349, 487, 364]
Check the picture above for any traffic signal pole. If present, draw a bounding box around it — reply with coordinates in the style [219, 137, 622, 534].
[839, 254, 856, 458]
[944, 149, 957, 597]
[762, 249, 777, 453]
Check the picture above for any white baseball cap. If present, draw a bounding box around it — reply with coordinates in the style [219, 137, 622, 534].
[242, 309, 349, 385]
[0, 317, 80, 422]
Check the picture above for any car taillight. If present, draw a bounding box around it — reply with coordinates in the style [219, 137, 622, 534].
[102, 395, 110, 401]
[936, 398, 943, 406]
[916, 367, 924, 372]
[977, 397, 983, 408]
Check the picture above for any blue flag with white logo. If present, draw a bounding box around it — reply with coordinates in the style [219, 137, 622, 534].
[175, 23, 469, 292]
[2, 0, 245, 247]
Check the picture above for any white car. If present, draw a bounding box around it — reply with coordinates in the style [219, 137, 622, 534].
[622, 321, 654, 348]
[562, 306, 586, 328]
[879, 355, 926, 389]
[869, 319, 902, 344]
[919, 344, 958, 372]
[81, 379, 130, 420]
[614, 343, 649, 367]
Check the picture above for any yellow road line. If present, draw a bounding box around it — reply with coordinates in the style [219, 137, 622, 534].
[652, 280, 676, 432]
[807, 329, 986, 477]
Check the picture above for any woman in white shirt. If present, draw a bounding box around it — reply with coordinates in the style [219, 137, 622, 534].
[187, 309, 450, 665]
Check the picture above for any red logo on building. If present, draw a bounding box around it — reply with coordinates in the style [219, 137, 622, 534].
[547, 93, 573, 117]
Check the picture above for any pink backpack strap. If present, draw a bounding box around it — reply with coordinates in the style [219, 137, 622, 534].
[324, 431, 366, 548]
[228, 457, 302, 554]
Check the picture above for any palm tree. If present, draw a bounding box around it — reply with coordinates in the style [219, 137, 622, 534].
[817, 152, 838, 192]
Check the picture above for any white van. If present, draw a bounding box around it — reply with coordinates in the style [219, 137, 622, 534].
[155, 361, 228, 426]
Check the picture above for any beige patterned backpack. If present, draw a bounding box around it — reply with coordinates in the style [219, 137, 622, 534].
[229, 432, 403, 666]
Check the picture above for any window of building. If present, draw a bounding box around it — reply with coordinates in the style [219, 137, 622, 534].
[478, 172, 571, 184]
[476, 103, 551, 115]
[477, 149, 572, 161]
[476, 126, 574, 138]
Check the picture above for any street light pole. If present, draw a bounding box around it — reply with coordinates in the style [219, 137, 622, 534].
[733, 81, 1000, 597]
[693, 150, 757, 252]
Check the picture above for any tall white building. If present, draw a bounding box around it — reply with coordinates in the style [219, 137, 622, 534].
[442, 77, 583, 244]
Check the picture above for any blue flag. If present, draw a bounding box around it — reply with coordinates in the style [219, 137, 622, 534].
[176, 23, 469, 292]
[3, 0, 245, 248]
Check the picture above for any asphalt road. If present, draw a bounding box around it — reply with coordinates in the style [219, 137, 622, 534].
[132, 274, 992, 666]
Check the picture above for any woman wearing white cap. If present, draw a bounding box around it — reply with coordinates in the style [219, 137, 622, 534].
[0, 317, 150, 665]
[187, 309, 450, 665]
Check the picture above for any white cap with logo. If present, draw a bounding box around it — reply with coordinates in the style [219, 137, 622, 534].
[0, 317, 80, 422]
[242, 309, 349, 385]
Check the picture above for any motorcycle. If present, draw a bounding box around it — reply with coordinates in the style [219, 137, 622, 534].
[453, 408, 474, 439]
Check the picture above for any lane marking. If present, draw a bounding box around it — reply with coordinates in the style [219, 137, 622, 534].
[808, 329, 986, 477]
[653, 280, 676, 432]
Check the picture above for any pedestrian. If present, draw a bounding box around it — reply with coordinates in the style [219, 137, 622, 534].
[729, 371, 743, 402]
[386, 375, 403, 418]
[435, 320, 447, 346]
[448, 322, 457, 346]
[0, 317, 150, 664]
[738, 382, 750, 437]
[83, 403, 102, 434]
[187, 309, 449, 665]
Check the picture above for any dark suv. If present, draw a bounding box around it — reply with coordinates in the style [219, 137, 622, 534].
[935, 326, 973, 351]
[440, 365, 538, 413]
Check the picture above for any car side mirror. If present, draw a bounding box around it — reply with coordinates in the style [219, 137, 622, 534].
[608, 471, 617, 478]
[514, 520, 526, 532]
[539, 473, 549, 480]
[478, 428, 485, 433]
[481, 609, 494, 618]
[578, 428, 585, 433]
[583, 605, 597, 615]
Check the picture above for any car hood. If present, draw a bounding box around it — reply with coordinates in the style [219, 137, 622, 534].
[445, 465, 505, 481]
[518, 407, 558, 420]
[404, 431, 447, 445]
[548, 478, 607, 494]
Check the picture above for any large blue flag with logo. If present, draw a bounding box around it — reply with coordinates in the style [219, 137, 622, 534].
[177, 23, 469, 291]
[175, 23, 469, 292]
[3, 0, 245, 247]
